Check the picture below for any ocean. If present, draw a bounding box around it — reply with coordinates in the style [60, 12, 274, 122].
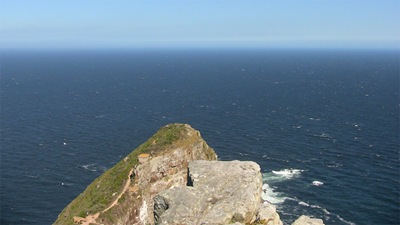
[1, 49, 399, 225]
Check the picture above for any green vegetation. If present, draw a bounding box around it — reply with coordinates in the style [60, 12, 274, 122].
[54, 123, 187, 225]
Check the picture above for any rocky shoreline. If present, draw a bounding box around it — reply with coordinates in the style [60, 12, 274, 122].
[54, 124, 323, 225]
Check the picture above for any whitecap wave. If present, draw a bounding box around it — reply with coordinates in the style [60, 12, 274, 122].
[61, 182, 73, 186]
[325, 161, 343, 168]
[261, 183, 287, 204]
[81, 163, 97, 172]
[80, 163, 107, 172]
[271, 169, 303, 180]
[24, 174, 40, 179]
[337, 215, 357, 225]
[312, 181, 324, 186]
[298, 201, 310, 207]
[295, 199, 356, 225]
[260, 169, 304, 205]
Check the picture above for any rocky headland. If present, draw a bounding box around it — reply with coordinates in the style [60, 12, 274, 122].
[54, 123, 323, 225]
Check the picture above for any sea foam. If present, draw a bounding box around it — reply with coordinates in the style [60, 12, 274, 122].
[261, 168, 304, 205]
[271, 169, 303, 180]
[261, 183, 287, 204]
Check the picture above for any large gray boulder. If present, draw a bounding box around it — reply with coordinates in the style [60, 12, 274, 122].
[154, 160, 263, 224]
[292, 215, 325, 225]
[257, 204, 283, 225]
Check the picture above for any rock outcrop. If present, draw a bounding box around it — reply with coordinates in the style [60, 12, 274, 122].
[54, 123, 323, 225]
[292, 215, 325, 225]
[54, 124, 217, 225]
[258, 204, 284, 225]
[154, 160, 283, 225]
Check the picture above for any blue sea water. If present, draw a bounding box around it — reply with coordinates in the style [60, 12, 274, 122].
[1, 49, 399, 225]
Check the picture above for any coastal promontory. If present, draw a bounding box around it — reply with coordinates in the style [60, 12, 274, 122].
[54, 123, 323, 225]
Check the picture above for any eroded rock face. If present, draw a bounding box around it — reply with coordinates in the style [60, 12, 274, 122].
[154, 160, 269, 224]
[129, 126, 218, 225]
[54, 124, 217, 225]
[257, 204, 283, 225]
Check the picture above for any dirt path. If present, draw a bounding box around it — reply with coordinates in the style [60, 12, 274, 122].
[102, 168, 134, 213]
[78, 168, 134, 225]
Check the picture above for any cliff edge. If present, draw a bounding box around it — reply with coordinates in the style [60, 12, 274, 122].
[54, 123, 323, 225]
[54, 123, 217, 225]
[154, 160, 282, 225]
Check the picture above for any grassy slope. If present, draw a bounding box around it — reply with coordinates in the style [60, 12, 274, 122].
[54, 123, 188, 225]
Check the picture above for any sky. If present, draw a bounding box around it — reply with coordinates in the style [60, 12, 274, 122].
[1, 0, 399, 49]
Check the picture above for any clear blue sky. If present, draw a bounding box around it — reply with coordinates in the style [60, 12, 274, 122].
[1, 0, 399, 49]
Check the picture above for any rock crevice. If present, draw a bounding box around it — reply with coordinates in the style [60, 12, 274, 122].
[154, 160, 283, 225]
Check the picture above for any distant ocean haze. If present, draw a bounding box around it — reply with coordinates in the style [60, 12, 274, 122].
[0, 49, 399, 225]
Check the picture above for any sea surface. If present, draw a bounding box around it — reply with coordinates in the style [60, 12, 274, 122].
[1, 49, 399, 225]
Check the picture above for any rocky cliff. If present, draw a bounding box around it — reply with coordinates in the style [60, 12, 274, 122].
[154, 160, 282, 225]
[54, 123, 323, 225]
[54, 124, 217, 225]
